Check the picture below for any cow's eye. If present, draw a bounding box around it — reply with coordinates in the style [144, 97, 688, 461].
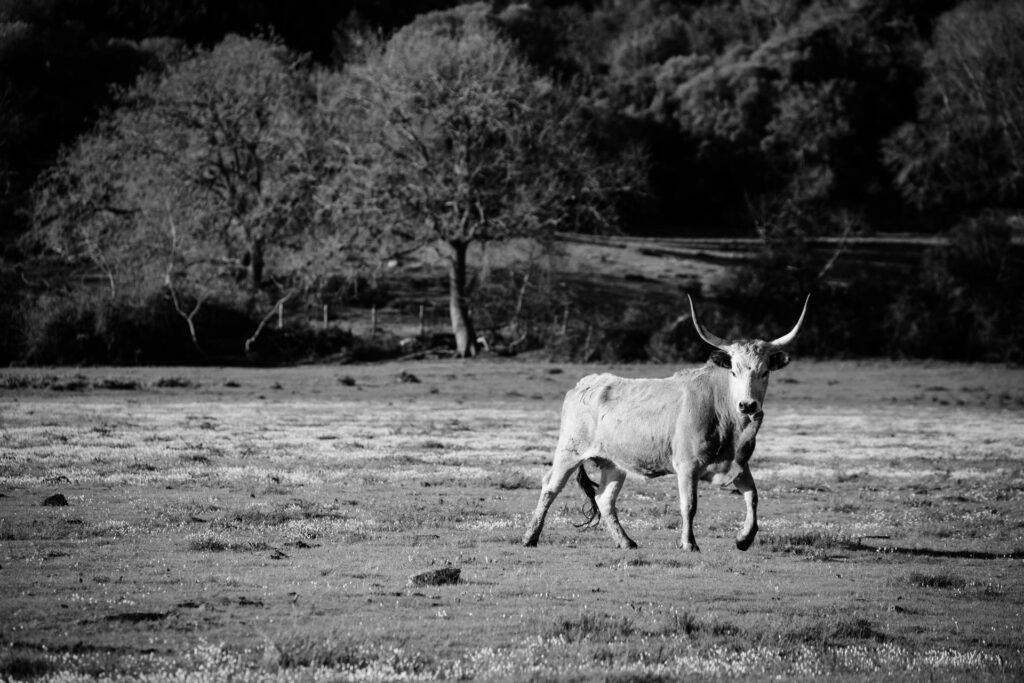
[730, 370, 736, 378]
[760, 370, 769, 378]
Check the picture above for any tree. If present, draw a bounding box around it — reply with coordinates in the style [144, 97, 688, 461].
[884, 0, 1024, 212]
[0, 18, 149, 236]
[327, 5, 645, 357]
[636, 4, 923, 228]
[30, 35, 342, 354]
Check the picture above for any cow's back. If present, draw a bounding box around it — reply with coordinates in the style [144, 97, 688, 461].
[559, 372, 696, 476]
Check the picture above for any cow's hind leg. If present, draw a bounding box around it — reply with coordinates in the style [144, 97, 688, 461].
[732, 465, 759, 551]
[522, 450, 582, 547]
[594, 463, 636, 549]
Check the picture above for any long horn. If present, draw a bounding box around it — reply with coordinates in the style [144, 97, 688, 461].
[687, 294, 730, 350]
[769, 295, 810, 347]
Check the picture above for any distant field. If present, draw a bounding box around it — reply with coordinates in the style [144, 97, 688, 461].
[2, 360, 1024, 681]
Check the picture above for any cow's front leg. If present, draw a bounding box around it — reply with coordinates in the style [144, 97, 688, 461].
[732, 464, 759, 551]
[676, 467, 700, 552]
[735, 410, 763, 463]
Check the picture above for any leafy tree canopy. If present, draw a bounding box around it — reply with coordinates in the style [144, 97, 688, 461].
[884, 0, 1024, 212]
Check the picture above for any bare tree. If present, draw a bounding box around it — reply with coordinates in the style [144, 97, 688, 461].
[29, 36, 363, 354]
[321, 7, 646, 357]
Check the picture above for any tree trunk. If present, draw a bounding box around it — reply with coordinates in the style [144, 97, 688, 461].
[249, 236, 264, 291]
[448, 240, 477, 358]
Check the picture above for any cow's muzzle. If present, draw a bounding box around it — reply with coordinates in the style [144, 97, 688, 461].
[738, 399, 760, 415]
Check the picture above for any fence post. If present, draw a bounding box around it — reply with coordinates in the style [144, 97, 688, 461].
[323, 304, 328, 328]
[371, 304, 377, 337]
[277, 301, 283, 329]
[419, 304, 425, 339]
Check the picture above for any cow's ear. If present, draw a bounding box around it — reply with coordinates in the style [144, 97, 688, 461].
[710, 350, 732, 369]
[768, 350, 790, 371]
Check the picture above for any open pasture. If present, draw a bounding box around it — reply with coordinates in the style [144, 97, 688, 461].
[1, 360, 1024, 681]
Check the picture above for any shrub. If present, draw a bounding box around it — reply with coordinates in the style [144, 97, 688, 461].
[22, 293, 103, 365]
[0, 652, 54, 679]
[704, 212, 899, 359]
[547, 295, 699, 364]
[22, 292, 203, 365]
[886, 215, 1024, 361]
[246, 324, 356, 364]
[0, 261, 27, 365]
[95, 295, 194, 364]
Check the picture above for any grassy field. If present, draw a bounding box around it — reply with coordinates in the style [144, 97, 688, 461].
[1, 360, 1024, 681]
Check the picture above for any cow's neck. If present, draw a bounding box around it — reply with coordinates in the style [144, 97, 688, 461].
[704, 363, 746, 434]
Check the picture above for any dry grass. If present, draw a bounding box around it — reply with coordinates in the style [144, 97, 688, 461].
[1, 360, 1023, 681]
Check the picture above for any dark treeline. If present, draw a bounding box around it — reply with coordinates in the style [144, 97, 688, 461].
[0, 0, 458, 237]
[2, 0, 1023, 364]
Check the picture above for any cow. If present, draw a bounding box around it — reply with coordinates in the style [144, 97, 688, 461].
[522, 295, 809, 551]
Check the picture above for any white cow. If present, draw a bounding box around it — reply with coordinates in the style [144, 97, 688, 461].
[522, 295, 809, 551]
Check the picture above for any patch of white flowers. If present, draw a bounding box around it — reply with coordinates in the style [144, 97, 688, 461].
[11, 639, 1018, 682]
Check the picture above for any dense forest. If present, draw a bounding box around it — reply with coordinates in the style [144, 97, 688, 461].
[1, 0, 1022, 364]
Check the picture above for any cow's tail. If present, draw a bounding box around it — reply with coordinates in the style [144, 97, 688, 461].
[574, 463, 601, 529]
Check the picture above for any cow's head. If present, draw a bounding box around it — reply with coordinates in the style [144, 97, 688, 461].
[688, 295, 809, 418]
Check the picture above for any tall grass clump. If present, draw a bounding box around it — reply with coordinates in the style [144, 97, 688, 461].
[265, 632, 437, 676]
[547, 613, 636, 643]
[778, 614, 887, 646]
[759, 531, 859, 559]
[906, 571, 967, 590]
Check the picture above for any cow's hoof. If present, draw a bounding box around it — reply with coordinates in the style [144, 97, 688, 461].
[736, 525, 758, 551]
[522, 536, 538, 548]
[620, 539, 638, 549]
[679, 543, 701, 553]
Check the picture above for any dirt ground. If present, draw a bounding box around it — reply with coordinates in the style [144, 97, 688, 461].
[1, 359, 1023, 681]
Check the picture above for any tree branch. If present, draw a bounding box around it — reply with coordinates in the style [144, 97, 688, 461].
[245, 292, 293, 353]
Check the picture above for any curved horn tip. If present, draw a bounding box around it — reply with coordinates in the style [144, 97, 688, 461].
[688, 294, 730, 350]
[770, 294, 811, 347]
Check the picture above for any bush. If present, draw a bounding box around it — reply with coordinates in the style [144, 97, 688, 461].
[886, 215, 1024, 362]
[21, 292, 249, 365]
[95, 296, 194, 364]
[22, 293, 103, 365]
[703, 211, 898, 358]
[248, 324, 368, 364]
[15, 284, 432, 366]
[0, 267, 28, 365]
[545, 296, 700, 364]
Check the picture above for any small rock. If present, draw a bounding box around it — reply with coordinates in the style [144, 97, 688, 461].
[408, 566, 460, 587]
[398, 370, 421, 384]
[42, 494, 68, 507]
